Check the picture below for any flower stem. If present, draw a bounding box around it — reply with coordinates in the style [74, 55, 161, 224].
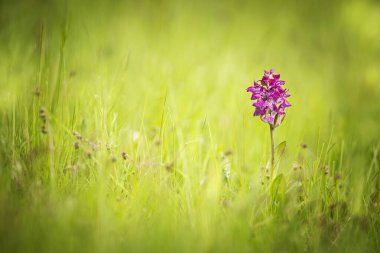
[270, 125, 275, 170]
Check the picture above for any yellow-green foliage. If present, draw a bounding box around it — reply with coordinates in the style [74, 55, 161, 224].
[0, 0, 380, 252]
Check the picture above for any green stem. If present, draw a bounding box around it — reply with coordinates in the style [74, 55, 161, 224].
[270, 125, 275, 170]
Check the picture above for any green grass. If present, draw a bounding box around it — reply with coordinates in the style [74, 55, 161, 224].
[1, 0, 380, 252]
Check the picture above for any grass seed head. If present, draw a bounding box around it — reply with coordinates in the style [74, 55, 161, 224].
[121, 152, 129, 160]
[69, 70, 77, 77]
[293, 162, 300, 171]
[154, 139, 161, 146]
[41, 126, 48, 134]
[335, 173, 342, 181]
[89, 141, 99, 151]
[222, 150, 233, 157]
[32, 87, 41, 97]
[73, 131, 82, 140]
[324, 165, 329, 175]
[39, 107, 47, 122]
[165, 162, 174, 172]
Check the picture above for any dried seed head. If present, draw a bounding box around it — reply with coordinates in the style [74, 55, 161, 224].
[148, 127, 158, 139]
[73, 131, 82, 140]
[41, 126, 48, 134]
[121, 152, 129, 160]
[222, 150, 233, 157]
[324, 165, 329, 175]
[40, 115, 47, 123]
[63, 165, 71, 173]
[89, 141, 98, 151]
[222, 198, 231, 208]
[154, 139, 161, 146]
[65, 163, 80, 173]
[69, 70, 77, 77]
[72, 163, 79, 173]
[165, 162, 174, 172]
[39, 107, 47, 122]
[32, 87, 41, 97]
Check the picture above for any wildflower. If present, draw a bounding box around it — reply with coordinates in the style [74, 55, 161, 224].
[246, 69, 291, 127]
[246, 69, 292, 170]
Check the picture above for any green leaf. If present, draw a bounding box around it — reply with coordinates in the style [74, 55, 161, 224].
[275, 141, 287, 158]
[270, 174, 286, 206]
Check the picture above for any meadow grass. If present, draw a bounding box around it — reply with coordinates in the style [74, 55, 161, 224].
[1, 0, 380, 252]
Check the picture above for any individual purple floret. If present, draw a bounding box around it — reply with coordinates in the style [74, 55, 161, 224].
[246, 69, 291, 127]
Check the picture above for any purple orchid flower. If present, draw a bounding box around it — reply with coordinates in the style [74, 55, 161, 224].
[246, 69, 291, 127]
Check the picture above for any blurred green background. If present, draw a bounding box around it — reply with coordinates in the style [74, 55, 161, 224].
[1, 0, 380, 141]
[1, 0, 380, 252]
